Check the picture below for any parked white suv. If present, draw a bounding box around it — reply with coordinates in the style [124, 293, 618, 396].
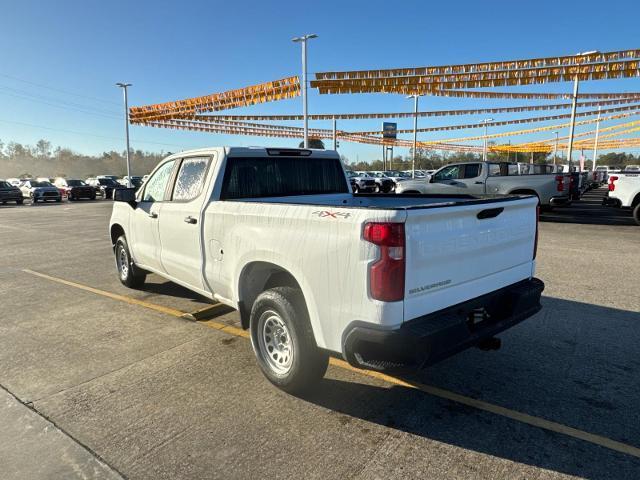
[109, 147, 544, 392]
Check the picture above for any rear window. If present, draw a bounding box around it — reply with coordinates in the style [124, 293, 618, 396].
[221, 156, 348, 200]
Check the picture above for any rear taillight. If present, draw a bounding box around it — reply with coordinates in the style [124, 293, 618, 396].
[363, 222, 405, 302]
[609, 176, 618, 191]
[555, 175, 564, 192]
[533, 206, 539, 260]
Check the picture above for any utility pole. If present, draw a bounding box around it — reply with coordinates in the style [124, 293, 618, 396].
[292, 34, 317, 148]
[553, 131, 559, 165]
[116, 83, 132, 187]
[592, 106, 601, 171]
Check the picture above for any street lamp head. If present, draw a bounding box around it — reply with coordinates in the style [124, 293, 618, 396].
[116, 82, 132, 88]
[292, 34, 318, 42]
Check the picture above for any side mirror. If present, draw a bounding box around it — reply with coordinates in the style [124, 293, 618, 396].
[114, 188, 137, 206]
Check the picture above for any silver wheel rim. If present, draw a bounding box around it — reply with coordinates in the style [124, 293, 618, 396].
[116, 245, 129, 280]
[258, 310, 293, 375]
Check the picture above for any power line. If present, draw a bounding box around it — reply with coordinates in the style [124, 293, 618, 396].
[0, 84, 121, 116]
[0, 72, 120, 106]
[0, 118, 199, 150]
[0, 89, 121, 119]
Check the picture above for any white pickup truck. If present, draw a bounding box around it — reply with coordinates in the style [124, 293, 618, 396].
[396, 161, 571, 209]
[109, 147, 544, 393]
[603, 172, 640, 225]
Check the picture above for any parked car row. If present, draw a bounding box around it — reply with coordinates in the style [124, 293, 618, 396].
[0, 174, 145, 205]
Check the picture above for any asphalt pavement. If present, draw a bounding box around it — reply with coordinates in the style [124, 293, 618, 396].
[0, 189, 638, 480]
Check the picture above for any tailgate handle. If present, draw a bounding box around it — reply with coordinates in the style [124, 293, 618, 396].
[477, 207, 504, 219]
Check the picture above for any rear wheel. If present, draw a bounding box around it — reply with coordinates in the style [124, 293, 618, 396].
[16, 199, 23, 205]
[250, 287, 328, 394]
[633, 203, 640, 226]
[115, 235, 146, 288]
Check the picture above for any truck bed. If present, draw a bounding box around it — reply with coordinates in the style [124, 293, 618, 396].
[231, 192, 529, 210]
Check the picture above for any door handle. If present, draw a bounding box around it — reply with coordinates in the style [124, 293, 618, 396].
[474, 181, 484, 184]
[148, 212, 158, 219]
[184, 216, 197, 224]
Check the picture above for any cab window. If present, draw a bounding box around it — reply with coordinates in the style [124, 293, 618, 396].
[433, 165, 461, 182]
[142, 160, 176, 202]
[172, 157, 210, 201]
[462, 163, 481, 179]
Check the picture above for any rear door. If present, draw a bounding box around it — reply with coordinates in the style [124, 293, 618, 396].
[158, 155, 214, 292]
[403, 197, 537, 321]
[428, 163, 485, 194]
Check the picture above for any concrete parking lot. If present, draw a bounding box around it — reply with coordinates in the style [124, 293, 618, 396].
[1, 188, 639, 480]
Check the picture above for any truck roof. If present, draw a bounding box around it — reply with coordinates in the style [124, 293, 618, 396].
[165, 146, 339, 160]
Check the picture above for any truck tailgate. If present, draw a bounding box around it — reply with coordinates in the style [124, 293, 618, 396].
[403, 197, 537, 322]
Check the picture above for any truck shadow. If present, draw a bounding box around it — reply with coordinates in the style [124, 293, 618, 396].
[301, 297, 640, 479]
[540, 188, 635, 226]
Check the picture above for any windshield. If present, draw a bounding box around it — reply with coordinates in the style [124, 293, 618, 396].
[0, 181, 11, 188]
[345, 171, 356, 178]
[31, 181, 52, 187]
[98, 179, 118, 186]
[67, 180, 86, 186]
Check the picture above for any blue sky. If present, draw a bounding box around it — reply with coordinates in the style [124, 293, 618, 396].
[1, 0, 640, 162]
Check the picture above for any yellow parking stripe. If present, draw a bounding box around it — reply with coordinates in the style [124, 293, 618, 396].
[22, 268, 640, 459]
[22, 269, 185, 317]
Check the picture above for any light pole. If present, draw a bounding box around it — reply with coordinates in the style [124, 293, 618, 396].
[553, 131, 559, 165]
[292, 34, 317, 148]
[116, 82, 132, 187]
[332, 116, 337, 150]
[406, 94, 422, 178]
[592, 106, 602, 171]
[481, 118, 494, 162]
[566, 51, 600, 173]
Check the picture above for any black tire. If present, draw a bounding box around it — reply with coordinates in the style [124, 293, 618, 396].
[90, 194, 96, 200]
[633, 203, 640, 226]
[56, 198, 62, 203]
[32, 198, 37, 204]
[16, 199, 23, 205]
[115, 235, 146, 288]
[250, 287, 328, 394]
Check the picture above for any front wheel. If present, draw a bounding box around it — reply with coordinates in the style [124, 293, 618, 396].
[250, 287, 328, 394]
[633, 203, 640, 226]
[115, 235, 146, 288]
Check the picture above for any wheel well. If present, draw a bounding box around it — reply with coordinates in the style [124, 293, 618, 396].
[632, 193, 640, 208]
[237, 262, 304, 330]
[110, 224, 125, 249]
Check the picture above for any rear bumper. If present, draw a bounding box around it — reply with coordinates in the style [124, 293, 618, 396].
[602, 195, 622, 208]
[549, 195, 571, 206]
[342, 278, 544, 372]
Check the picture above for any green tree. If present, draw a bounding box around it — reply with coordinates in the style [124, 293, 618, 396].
[298, 138, 325, 149]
